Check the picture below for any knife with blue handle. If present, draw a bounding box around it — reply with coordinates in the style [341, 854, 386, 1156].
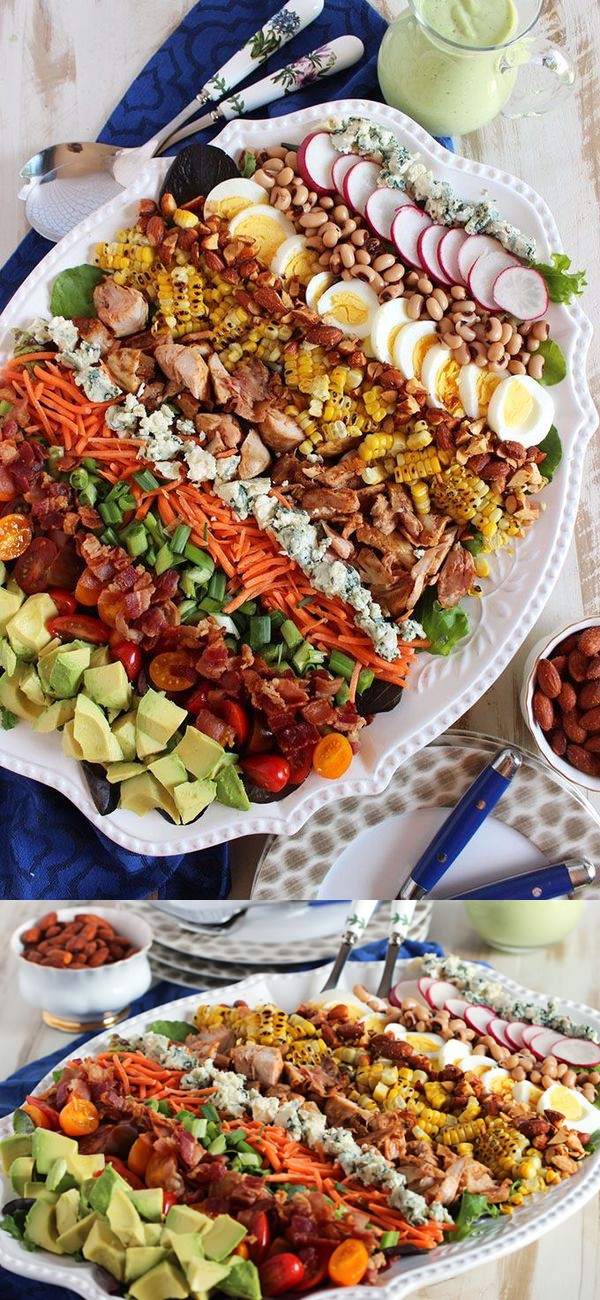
[455, 858, 596, 900]
[397, 747, 522, 900]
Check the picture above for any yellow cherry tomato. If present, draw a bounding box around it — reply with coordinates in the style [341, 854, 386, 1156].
[59, 1095, 100, 1137]
[312, 732, 353, 780]
[0, 513, 32, 561]
[328, 1238, 370, 1287]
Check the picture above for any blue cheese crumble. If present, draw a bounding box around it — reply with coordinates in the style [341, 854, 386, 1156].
[28, 315, 122, 402]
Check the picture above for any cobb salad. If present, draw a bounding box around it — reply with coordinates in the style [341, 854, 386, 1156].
[0, 117, 585, 819]
[2, 958, 598, 1298]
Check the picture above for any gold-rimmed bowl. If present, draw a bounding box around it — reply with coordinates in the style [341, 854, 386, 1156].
[11, 907, 153, 1031]
[520, 616, 600, 794]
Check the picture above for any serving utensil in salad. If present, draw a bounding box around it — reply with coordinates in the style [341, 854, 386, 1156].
[319, 900, 378, 992]
[454, 858, 596, 900]
[397, 747, 522, 900]
[376, 901, 418, 998]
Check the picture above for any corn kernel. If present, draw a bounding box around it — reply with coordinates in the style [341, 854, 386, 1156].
[173, 208, 200, 228]
[474, 555, 490, 578]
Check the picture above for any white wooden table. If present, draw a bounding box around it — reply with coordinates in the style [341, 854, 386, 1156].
[1, 899, 599, 1298]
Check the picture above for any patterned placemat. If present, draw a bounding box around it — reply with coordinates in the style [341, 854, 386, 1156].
[130, 900, 433, 966]
[252, 731, 600, 899]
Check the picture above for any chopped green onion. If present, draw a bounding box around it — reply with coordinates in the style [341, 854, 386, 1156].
[78, 482, 98, 507]
[154, 543, 174, 575]
[201, 1102, 220, 1124]
[262, 643, 286, 667]
[269, 610, 285, 630]
[335, 682, 350, 706]
[98, 501, 123, 525]
[197, 596, 223, 614]
[121, 522, 148, 558]
[380, 1231, 399, 1249]
[134, 468, 160, 491]
[297, 595, 315, 609]
[100, 527, 119, 547]
[47, 446, 64, 472]
[281, 619, 303, 650]
[208, 571, 227, 603]
[182, 556, 215, 587]
[145, 545, 157, 566]
[224, 1129, 249, 1147]
[0, 400, 12, 418]
[208, 1134, 227, 1156]
[232, 1151, 262, 1169]
[144, 511, 166, 545]
[357, 668, 375, 694]
[185, 542, 215, 569]
[329, 649, 356, 682]
[238, 600, 257, 616]
[179, 599, 200, 623]
[82, 457, 98, 472]
[248, 614, 271, 648]
[170, 524, 192, 554]
[292, 642, 325, 674]
[70, 468, 89, 490]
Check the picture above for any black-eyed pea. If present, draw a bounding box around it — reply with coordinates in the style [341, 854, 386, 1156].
[321, 222, 341, 248]
[490, 356, 509, 373]
[329, 251, 342, 275]
[541, 1056, 558, 1076]
[406, 270, 420, 286]
[308, 190, 318, 204]
[441, 1027, 454, 1040]
[531, 319, 549, 341]
[381, 284, 403, 300]
[456, 323, 476, 341]
[426, 296, 444, 321]
[319, 196, 335, 210]
[490, 1042, 509, 1062]
[407, 294, 424, 320]
[506, 332, 523, 356]
[556, 1062, 568, 1078]
[563, 1068, 577, 1088]
[352, 266, 383, 289]
[445, 333, 463, 349]
[355, 249, 371, 265]
[484, 317, 503, 342]
[383, 263, 405, 283]
[416, 1019, 426, 1032]
[488, 341, 505, 363]
[583, 1083, 597, 1101]
[264, 156, 285, 174]
[528, 354, 545, 380]
[431, 287, 449, 310]
[527, 336, 540, 352]
[504, 1054, 519, 1069]
[284, 150, 298, 169]
[254, 168, 276, 189]
[472, 1043, 488, 1055]
[294, 183, 309, 206]
[451, 284, 467, 299]
[455, 342, 471, 365]
[511, 1066, 526, 1082]
[541, 1073, 555, 1089]
[530, 1069, 542, 1083]
[500, 321, 514, 345]
[474, 352, 488, 367]
[333, 203, 349, 223]
[373, 252, 397, 273]
[463, 1028, 476, 1040]
[351, 228, 368, 247]
[318, 251, 332, 267]
[588, 1072, 600, 1085]
[339, 243, 356, 269]
[272, 187, 292, 211]
[520, 350, 531, 364]
[298, 210, 328, 229]
[278, 166, 295, 187]
[264, 146, 287, 161]
[417, 275, 433, 294]
[508, 359, 527, 375]
[341, 219, 357, 236]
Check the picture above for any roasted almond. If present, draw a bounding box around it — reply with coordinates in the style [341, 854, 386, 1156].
[558, 681, 577, 713]
[566, 744, 600, 777]
[579, 627, 600, 656]
[580, 706, 600, 734]
[549, 729, 567, 757]
[568, 650, 589, 682]
[563, 710, 588, 744]
[550, 654, 568, 675]
[532, 690, 554, 731]
[536, 658, 562, 699]
[578, 681, 600, 711]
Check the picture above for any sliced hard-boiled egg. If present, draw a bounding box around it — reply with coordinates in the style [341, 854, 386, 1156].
[436, 1039, 473, 1068]
[487, 374, 554, 448]
[229, 205, 294, 266]
[305, 271, 335, 311]
[371, 1022, 408, 1040]
[270, 235, 318, 284]
[405, 1030, 445, 1056]
[392, 321, 438, 380]
[420, 344, 464, 414]
[204, 178, 269, 221]
[308, 991, 366, 1016]
[361, 1013, 395, 1032]
[459, 1055, 497, 1077]
[370, 299, 412, 365]
[513, 1080, 543, 1107]
[458, 364, 505, 420]
[480, 1066, 515, 1097]
[317, 279, 379, 339]
[537, 1083, 599, 1134]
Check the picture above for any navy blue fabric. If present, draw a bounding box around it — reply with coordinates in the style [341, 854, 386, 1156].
[0, 0, 453, 897]
[0, 938, 444, 1298]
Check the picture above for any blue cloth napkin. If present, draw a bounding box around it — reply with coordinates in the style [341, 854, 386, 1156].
[0, 937, 444, 1299]
[0, 0, 453, 897]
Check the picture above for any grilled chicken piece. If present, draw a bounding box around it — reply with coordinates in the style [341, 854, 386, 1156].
[105, 347, 154, 393]
[302, 454, 363, 488]
[300, 486, 360, 519]
[257, 407, 304, 452]
[93, 280, 149, 337]
[355, 525, 415, 568]
[208, 355, 271, 420]
[155, 342, 210, 400]
[388, 483, 422, 541]
[186, 1026, 236, 1057]
[238, 429, 271, 478]
[323, 526, 354, 560]
[437, 543, 476, 608]
[370, 494, 396, 535]
[325, 1096, 370, 1131]
[73, 317, 114, 356]
[230, 1044, 284, 1087]
[355, 547, 395, 590]
[195, 412, 243, 452]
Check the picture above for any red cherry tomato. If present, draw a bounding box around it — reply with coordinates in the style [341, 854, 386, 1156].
[186, 683, 209, 713]
[312, 733, 353, 780]
[47, 614, 110, 645]
[246, 1211, 271, 1265]
[244, 715, 274, 756]
[218, 700, 249, 748]
[0, 465, 17, 502]
[149, 651, 199, 693]
[240, 754, 291, 793]
[286, 751, 313, 786]
[48, 588, 78, 616]
[75, 568, 104, 607]
[23, 1097, 60, 1131]
[102, 1156, 144, 1190]
[163, 1191, 179, 1215]
[295, 1244, 334, 1291]
[45, 542, 83, 592]
[112, 640, 143, 681]
[13, 538, 59, 593]
[259, 1253, 305, 1297]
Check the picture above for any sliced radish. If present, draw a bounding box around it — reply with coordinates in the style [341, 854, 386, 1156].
[342, 160, 381, 217]
[521, 1024, 544, 1049]
[392, 206, 432, 269]
[552, 1036, 600, 1068]
[488, 1018, 513, 1049]
[468, 250, 520, 311]
[426, 979, 460, 1010]
[529, 1028, 568, 1060]
[417, 975, 435, 1000]
[445, 997, 470, 1019]
[365, 186, 410, 241]
[331, 152, 361, 197]
[389, 979, 426, 1009]
[297, 131, 338, 195]
[438, 228, 469, 286]
[492, 265, 549, 320]
[458, 233, 504, 284]
[417, 224, 453, 286]
[464, 1005, 496, 1035]
[503, 1021, 532, 1051]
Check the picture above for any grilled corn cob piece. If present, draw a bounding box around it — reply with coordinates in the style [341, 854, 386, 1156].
[395, 449, 441, 483]
[471, 1116, 529, 1177]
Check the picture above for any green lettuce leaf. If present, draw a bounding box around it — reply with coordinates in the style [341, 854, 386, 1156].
[147, 1018, 195, 1042]
[537, 338, 567, 386]
[533, 253, 586, 304]
[536, 425, 563, 482]
[584, 1129, 600, 1153]
[452, 1192, 500, 1241]
[13, 1108, 35, 1135]
[49, 265, 104, 319]
[418, 587, 470, 657]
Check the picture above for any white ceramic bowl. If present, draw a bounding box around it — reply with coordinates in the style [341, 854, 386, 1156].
[520, 616, 600, 793]
[11, 907, 153, 1029]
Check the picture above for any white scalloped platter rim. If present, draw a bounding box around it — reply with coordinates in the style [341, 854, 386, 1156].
[0, 98, 595, 857]
[0, 959, 599, 1300]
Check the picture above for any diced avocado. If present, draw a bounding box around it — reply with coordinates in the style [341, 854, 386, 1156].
[172, 1241, 232, 1295]
[0, 665, 44, 720]
[111, 709, 137, 762]
[82, 1218, 126, 1282]
[65, 1151, 105, 1182]
[32, 697, 77, 733]
[0, 1132, 32, 1173]
[90, 644, 112, 667]
[215, 765, 251, 812]
[0, 585, 24, 633]
[62, 717, 84, 759]
[23, 1182, 59, 1203]
[201, 1214, 247, 1262]
[135, 689, 187, 759]
[165, 1205, 212, 1236]
[32, 1127, 77, 1174]
[55, 1187, 80, 1238]
[173, 778, 216, 824]
[24, 1199, 64, 1255]
[6, 592, 58, 657]
[119, 771, 181, 822]
[57, 1209, 99, 1255]
[45, 1156, 74, 1192]
[127, 1259, 189, 1300]
[105, 760, 145, 783]
[107, 1185, 146, 1247]
[38, 636, 63, 659]
[143, 1222, 165, 1246]
[89, 1162, 129, 1215]
[73, 694, 123, 764]
[220, 1258, 262, 1300]
[50, 647, 92, 699]
[148, 752, 188, 791]
[18, 665, 47, 706]
[38, 639, 90, 692]
[126, 1187, 164, 1223]
[172, 726, 225, 780]
[9, 1155, 34, 1196]
[83, 660, 132, 712]
[125, 1245, 168, 1283]
[0, 637, 17, 676]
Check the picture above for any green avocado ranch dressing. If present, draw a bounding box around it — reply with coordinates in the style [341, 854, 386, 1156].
[378, 0, 522, 136]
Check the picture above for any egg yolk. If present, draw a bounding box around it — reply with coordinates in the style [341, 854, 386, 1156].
[413, 334, 437, 378]
[545, 1086, 587, 1120]
[233, 214, 287, 264]
[328, 292, 369, 327]
[503, 380, 535, 428]
[407, 1034, 439, 1053]
[476, 372, 503, 412]
[215, 195, 260, 219]
[437, 359, 463, 413]
[285, 250, 318, 284]
[486, 1074, 515, 1096]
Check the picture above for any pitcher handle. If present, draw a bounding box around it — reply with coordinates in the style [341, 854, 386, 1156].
[500, 39, 576, 118]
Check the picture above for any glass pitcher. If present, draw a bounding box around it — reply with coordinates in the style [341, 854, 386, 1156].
[377, 0, 576, 138]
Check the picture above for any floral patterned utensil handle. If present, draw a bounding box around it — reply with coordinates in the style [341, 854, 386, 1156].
[199, 0, 325, 106]
[320, 899, 378, 993]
